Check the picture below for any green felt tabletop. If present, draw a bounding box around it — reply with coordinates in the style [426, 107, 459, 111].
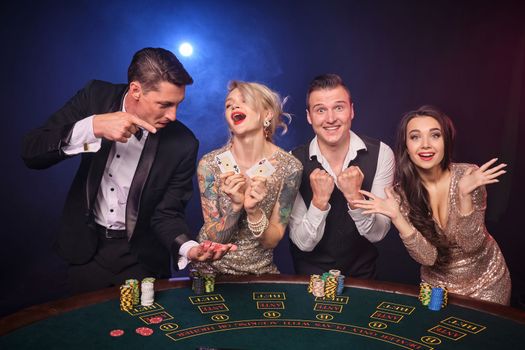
[1, 280, 525, 349]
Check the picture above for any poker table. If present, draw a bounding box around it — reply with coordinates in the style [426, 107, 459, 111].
[1, 275, 524, 349]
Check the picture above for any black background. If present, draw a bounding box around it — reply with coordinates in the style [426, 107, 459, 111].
[1, 0, 524, 316]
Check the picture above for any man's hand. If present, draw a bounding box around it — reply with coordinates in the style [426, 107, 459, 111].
[187, 240, 238, 262]
[338, 165, 364, 209]
[93, 112, 156, 142]
[310, 168, 334, 210]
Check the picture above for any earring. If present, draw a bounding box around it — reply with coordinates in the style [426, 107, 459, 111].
[263, 120, 271, 139]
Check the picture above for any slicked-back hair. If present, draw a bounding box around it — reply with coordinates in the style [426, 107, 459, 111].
[127, 47, 193, 92]
[306, 73, 352, 110]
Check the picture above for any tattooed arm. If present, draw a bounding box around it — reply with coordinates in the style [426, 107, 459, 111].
[259, 166, 303, 249]
[197, 158, 244, 244]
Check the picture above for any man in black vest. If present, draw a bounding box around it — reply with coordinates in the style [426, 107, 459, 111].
[22, 48, 235, 294]
[289, 74, 394, 279]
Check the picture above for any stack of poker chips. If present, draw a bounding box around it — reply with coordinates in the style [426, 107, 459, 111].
[324, 276, 338, 299]
[190, 269, 216, 295]
[419, 282, 448, 310]
[125, 279, 140, 306]
[428, 287, 445, 311]
[140, 277, 155, 306]
[419, 282, 432, 306]
[442, 287, 448, 307]
[192, 276, 205, 295]
[308, 270, 345, 298]
[119, 284, 133, 311]
[336, 275, 345, 295]
[327, 269, 345, 295]
[311, 276, 325, 297]
[203, 274, 215, 293]
[308, 274, 320, 293]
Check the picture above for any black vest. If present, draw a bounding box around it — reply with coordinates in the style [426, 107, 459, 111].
[290, 136, 380, 278]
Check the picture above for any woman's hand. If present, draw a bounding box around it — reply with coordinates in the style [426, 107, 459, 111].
[458, 158, 507, 197]
[352, 187, 402, 221]
[244, 176, 268, 214]
[219, 171, 247, 212]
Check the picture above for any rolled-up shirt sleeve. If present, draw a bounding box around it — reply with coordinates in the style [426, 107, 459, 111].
[288, 192, 330, 251]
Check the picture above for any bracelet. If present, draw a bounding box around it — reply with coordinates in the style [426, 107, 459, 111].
[247, 208, 269, 238]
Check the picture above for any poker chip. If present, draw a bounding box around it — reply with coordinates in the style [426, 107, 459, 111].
[329, 269, 341, 278]
[309, 272, 345, 298]
[109, 329, 125, 337]
[120, 284, 133, 311]
[204, 274, 216, 293]
[441, 286, 449, 307]
[308, 274, 320, 293]
[312, 278, 325, 297]
[149, 316, 163, 324]
[419, 282, 432, 306]
[336, 275, 345, 295]
[140, 278, 155, 306]
[321, 272, 331, 281]
[418, 281, 448, 311]
[324, 276, 338, 300]
[191, 270, 205, 295]
[125, 279, 140, 306]
[428, 287, 444, 311]
[136, 326, 154, 336]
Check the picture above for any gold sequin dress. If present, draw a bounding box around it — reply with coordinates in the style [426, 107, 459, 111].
[398, 163, 511, 305]
[196, 145, 302, 275]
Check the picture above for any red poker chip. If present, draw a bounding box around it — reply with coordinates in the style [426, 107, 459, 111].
[136, 326, 154, 336]
[109, 329, 125, 337]
[149, 316, 163, 324]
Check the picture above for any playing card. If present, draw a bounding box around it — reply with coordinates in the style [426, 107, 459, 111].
[246, 158, 276, 178]
[215, 150, 240, 174]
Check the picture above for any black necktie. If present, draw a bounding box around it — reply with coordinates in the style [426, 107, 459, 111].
[134, 128, 143, 141]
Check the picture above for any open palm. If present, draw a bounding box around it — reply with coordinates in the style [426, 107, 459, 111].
[352, 187, 402, 221]
[458, 158, 507, 197]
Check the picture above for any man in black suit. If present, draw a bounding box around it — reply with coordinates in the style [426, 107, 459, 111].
[22, 47, 235, 294]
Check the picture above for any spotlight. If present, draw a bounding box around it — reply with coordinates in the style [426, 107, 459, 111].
[179, 42, 193, 57]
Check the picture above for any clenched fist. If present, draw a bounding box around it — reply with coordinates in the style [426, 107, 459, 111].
[310, 168, 334, 210]
[338, 165, 364, 209]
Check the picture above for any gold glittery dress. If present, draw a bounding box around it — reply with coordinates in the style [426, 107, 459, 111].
[196, 145, 302, 275]
[398, 163, 511, 305]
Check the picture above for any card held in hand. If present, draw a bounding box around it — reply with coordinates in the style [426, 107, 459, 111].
[215, 150, 240, 174]
[246, 158, 276, 178]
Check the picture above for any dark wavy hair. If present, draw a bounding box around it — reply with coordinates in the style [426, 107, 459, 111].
[394, 106, 456, 245]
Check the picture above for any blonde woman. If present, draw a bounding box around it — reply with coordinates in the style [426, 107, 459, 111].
[196, 81, 302, 274]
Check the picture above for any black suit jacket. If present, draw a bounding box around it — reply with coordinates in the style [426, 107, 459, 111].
[21, 80, 198, 276]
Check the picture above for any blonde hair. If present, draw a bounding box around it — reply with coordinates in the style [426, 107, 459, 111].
[227, 80, 291, 141]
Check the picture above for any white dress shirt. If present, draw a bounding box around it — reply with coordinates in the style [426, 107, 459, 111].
[61, 106, 197, 268]
[289, 130, 394, 252]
